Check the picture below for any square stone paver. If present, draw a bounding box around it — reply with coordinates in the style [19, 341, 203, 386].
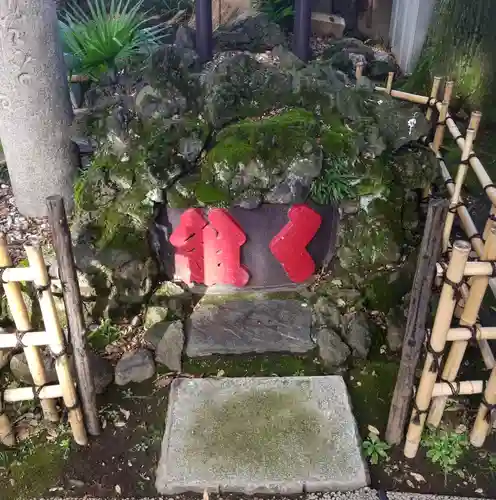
[155, 376, 369, 494]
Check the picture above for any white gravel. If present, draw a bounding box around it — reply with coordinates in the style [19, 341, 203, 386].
[37, 489, 494, 500]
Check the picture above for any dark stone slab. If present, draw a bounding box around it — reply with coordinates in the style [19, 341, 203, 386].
[156, 203, 338, 289]
[185, 299, 314, 356]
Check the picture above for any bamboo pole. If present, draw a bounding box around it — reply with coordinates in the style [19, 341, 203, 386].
[1, 267, 35, 283]
[25, 244, 88, 446]
[428, 226, 496, 427]
[355, 61, 365, 80]
[47, 195, 100, 436]
[431, 380, 484, 398]
[433, 81, 454, 153]
[0, 392, 15, 446]
[404, 240, 471, 459]
[386, 72, 394, 94]
[386, 199, 448, 445]
[426, 76, 442, 120]
[436, 261, 495, 277]
[443, 128, 476, 252]
[0, 235, 59, 423]
[447, 326, 496, 341]
[0, 330, 55, 348]
[375, 86, 430, 105]
[4, 384, 63, 402]
[471, 362, 496, 446]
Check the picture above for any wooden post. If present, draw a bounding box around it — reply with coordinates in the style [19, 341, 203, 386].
[428, 225, 496, 427]
[47, 196, 100, 436]
[195, 0, 213, 63]
[0, 235, 59, 423]
[404, 240, 471, 458]
[25, 244, 88, 446]
[385, 199, 449, 445]
[293, 0, 311, 62]
[426, 76, 442, 120]
[433, 81, 454, 153]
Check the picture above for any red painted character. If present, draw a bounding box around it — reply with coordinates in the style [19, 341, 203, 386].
[169, 208, 208, 284]
[270, 204, 322, 283]
[203, 208, 250, 287]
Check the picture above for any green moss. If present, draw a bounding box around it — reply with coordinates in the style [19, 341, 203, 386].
[183, 352, 322, 378]
[188, 388, 329, 476]
[203, 108, 320, 198]
[348, 360, 399, 435]
[0, 440, 66, 499]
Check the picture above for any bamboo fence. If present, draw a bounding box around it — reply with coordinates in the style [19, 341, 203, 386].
[372, 70, 496, 457]
[0, 235, 87, 446]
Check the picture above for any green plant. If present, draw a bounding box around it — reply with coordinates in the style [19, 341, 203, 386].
[310, 156, 356, 204]
[421, 427, 469, 478]
[60, 0, 165, 80]
[253, 0, 294, 28]
[87, 319, 121, 350]
[362, 432, 391, 465]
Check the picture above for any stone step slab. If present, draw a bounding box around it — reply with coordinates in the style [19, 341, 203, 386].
[155, 376, 369, 494]
[185, 298, 314, 357]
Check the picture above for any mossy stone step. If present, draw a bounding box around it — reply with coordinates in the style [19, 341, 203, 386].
[185, 298, 313, 356]
[155, 376, 369, 494]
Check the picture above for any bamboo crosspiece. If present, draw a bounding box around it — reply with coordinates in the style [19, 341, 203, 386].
[404, 240, 471, 459]
[0, 236, 88, 446]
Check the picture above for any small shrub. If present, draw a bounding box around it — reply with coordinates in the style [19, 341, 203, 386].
[421, 426, 469, 479]
[310, 156, 356, 204]
[60, 0, 165, 80]
[362, 431, 390, 465]
[87, 319, 121, 350]
[253, 0, 294, 29]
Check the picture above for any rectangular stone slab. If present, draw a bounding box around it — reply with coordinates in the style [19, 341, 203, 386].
[185, 298, 314, 356]
[155, 376, 369, 494]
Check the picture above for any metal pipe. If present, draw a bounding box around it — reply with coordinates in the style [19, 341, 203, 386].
[293, 0, 312, 62]
[196, 0, 213, 63]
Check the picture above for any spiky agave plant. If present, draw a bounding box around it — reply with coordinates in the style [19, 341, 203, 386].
[59, 0, 165, 80]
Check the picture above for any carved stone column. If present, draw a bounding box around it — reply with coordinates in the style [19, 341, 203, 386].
[0, 0, 77, 217]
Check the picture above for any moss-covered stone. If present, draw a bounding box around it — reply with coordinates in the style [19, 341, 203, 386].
[202, 53, 292, 128]
[203, 108, 321, 202]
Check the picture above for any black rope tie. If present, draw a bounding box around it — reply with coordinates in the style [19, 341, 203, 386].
[437, 119, 447, 127]
[449, 202, 466, 214]
[484, 183, 496, 194]
[469, 233, 485, 244]
[444, 178, 455, 188]
[443, 275, 464, 302]
[49, 346, 68, 361]
[453, 134, 464, 142]
[461, 324, 480, 344]
[490, 213, 496, 222]
[35, 284, 50, 298]
[15, 329, 33, 350]
[481, 396, 496, 423]
[426, 341, 445, 373]
[412, 400, 429, 425]
[0, 390, 5, 417]
[32, 383, 49, 403]
[440, 378, 461, 397]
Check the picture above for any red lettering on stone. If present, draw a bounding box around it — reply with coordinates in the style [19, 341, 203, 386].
[203, 208, 250, 287]
[270, 204, 322, 283]
[170, 208, 208, 284]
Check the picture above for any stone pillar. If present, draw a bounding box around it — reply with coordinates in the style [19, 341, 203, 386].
[0, 0, 78, 217]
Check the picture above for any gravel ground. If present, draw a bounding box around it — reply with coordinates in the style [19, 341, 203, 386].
[36, 489, 494, 500]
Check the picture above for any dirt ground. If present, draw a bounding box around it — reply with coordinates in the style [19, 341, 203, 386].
[1, 352, 496, 499]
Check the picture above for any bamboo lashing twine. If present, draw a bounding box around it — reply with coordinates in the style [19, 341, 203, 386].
[0, 235, 59, 425]
[404, 240, 471, 459]
[24, 244, 88, 446]
[428, 226, 496, 427]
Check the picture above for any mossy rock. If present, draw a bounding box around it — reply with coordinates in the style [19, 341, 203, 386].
[203, 108, 321, 202]
[202, 53, 293, 128]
